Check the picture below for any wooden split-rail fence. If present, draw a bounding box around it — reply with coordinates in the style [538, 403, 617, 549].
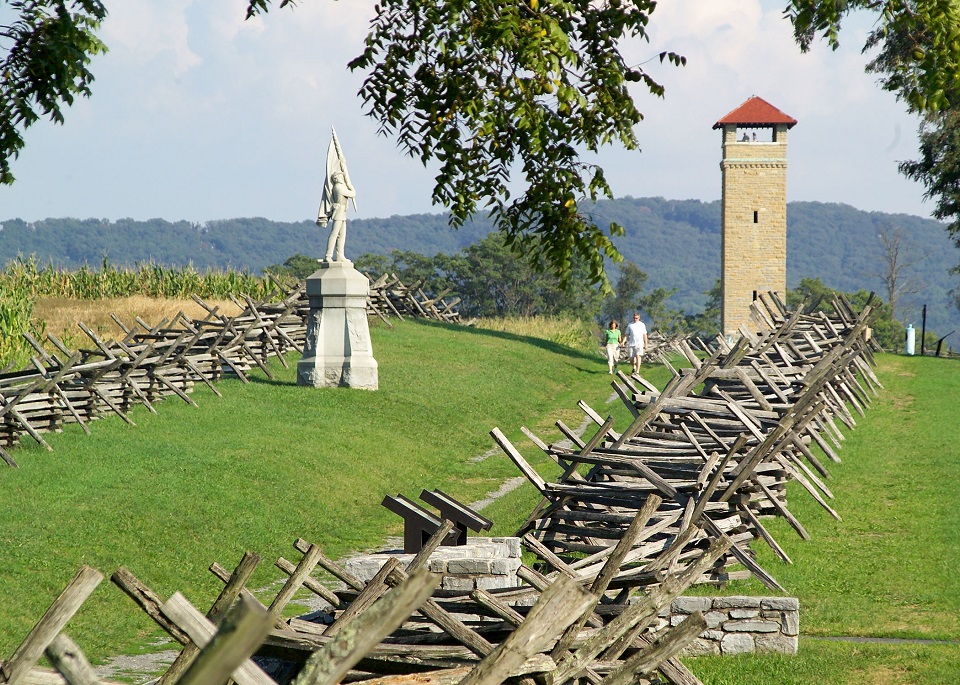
[606, 332, 684, 368]
[2, 292, 882, 685]
[1, 502, 733, 685]
[364, 273, 474, 327]
[0, 275, 465, 467]
[492, 290, 881, 595]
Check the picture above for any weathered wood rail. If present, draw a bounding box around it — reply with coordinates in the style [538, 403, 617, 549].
[1, 292, 881, 685]
[0, 275, 465, 466]
[1, 521, 731, 685]
[493, 291, 880, 596]
[364, 274, 473, 326]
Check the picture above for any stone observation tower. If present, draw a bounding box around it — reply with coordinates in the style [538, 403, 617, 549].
[713, 97, 797, 339]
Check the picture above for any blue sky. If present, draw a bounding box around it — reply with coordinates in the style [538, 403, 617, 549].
[0, 1, 931, 224]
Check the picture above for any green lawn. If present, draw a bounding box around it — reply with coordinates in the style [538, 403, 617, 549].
[0, 319, 647, 665]
[3, 322, 958, 684]
[684, 353, 960, 683]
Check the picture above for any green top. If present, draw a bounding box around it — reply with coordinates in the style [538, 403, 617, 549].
[605, 328, 621, 345]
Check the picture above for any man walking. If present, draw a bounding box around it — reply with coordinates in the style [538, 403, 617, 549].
[625, 313, 648, 374]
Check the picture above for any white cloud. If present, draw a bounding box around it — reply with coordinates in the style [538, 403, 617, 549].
[0, 0, 931, 223]
[101, 1, 202, 76]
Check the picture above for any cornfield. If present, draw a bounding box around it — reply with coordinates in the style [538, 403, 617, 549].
[0, 256, 270, 369]
[0, 290, 45, 371]
[1, 256, 270, 300]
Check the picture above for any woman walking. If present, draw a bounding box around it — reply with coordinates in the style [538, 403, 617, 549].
[604, 321, 622, 374]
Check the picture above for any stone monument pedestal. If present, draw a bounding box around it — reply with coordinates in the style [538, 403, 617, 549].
[297, 261, 378, 389]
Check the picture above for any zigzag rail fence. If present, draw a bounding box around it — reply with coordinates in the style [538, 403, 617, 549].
[1, 286, 882, 684]
[0, 273, 467, 466]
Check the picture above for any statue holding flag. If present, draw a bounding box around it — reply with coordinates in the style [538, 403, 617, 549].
[316, 128, 357, 262]
[298, 127, 378, 390]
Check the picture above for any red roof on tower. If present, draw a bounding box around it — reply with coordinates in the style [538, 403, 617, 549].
[712, 96, 797, 129]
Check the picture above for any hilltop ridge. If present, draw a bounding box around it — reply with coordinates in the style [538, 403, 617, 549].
[2, 198, 956, 335]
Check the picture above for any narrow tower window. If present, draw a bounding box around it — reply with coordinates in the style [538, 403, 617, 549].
[753, 211, 759, 224]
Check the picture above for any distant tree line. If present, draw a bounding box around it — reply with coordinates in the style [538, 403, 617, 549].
[266, 236, 911, 351]
[5, 197, 955, 345]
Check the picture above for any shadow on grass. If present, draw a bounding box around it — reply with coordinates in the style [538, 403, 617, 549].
[245, 372, 296, 387]
[410, 319, 601, 364]
[245, 317, 607, 388]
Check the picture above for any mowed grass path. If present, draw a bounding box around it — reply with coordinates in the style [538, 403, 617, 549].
[687, 353, 960, 684]
[0, 319, 644, 663]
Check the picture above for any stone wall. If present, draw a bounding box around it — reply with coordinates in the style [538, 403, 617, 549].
[344, 536, 523, 592]
[648, 596, 799, 656]
[344, 541, 798, 656]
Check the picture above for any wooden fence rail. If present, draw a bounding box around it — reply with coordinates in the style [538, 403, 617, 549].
[493, 291, 879, 596]
[0, 275, 465, 466]
[1, 292, 880, 685]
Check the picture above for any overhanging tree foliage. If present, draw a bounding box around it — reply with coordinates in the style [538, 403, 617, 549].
[0, 0, 107, 184]
[861, 1, 960, 281]
[340, 0, 681, 291]
[4, 0, 960, 288]
[795, 0, 960, 113]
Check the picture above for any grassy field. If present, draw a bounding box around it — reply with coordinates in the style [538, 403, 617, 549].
[683, 353, 960, 684]
[2, 311, 958, 684]
[0, 316, 644, 665]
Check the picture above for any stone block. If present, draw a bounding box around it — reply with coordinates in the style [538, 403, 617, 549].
[433, 548, 470, 560]
[344, 557, 387, 581]
[712, 596, 761, 609]
[755, 633, 798, 655]
[724, 620, 781, 633]
[704, 611, 727, 629]
[489, 537, 523, 557]
[649, 617, 669, 633]
[730, 608, 759, 619]
[783, 611, 799, 636]
[447, 559, 493, 574]
[761, 597, 799, 611]
[475, 574, 517, 590]
[720, 633, 755, 655]
[463, 545, 499, 560]
[428, 558, 449, 574]
[672, 597, 713, 614]
[490, 558, 522, 575]
[703, 630, 725, 641]
[670, 615, 686, 627]
[441, 576, 476, 592]
[680, 638, 721, 657]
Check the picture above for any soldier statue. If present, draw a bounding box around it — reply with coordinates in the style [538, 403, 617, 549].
[316, 129, 357, 262]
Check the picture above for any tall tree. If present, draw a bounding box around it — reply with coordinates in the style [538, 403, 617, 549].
[874, 225, 922, 323]
[863, 2, 960, 281]
[897, 111, 960, 287]
[601, 261, 648, 325]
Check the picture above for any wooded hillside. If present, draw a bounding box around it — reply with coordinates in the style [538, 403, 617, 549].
[2, 198, 955, 335]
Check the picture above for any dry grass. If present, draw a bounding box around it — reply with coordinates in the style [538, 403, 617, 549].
[33, 296, 242, 347]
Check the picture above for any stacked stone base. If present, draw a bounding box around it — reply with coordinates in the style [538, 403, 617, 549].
[344, 544, 798, 656]
[344, 537, 522, 592]
[647, 596, 799, 656]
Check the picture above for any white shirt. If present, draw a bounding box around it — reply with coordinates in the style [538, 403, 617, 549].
[625, 320, 647, 349]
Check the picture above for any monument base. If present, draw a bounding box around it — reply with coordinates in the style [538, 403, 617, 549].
[297, 261, 378, 390]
